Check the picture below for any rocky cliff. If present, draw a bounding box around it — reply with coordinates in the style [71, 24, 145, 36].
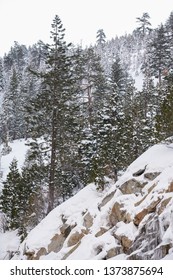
[13, 141, 173, 260]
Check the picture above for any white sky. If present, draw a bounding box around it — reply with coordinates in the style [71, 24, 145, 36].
[0, 0, 173, 56]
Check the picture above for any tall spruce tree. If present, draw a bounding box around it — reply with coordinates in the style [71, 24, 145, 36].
[96, 29, 106, 46]
[77, 47, 108, 186]
[165, 12, 173, 71]
[136, 12, 152, 37]
[27, 15, 78, 212]
[147, 24, 171, 86]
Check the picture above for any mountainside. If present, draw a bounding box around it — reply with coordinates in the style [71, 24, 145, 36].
[1, 12, 173, 260]
[11, 140, 173, 260]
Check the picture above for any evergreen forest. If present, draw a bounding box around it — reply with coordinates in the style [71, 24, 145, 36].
[0, 12, 173, 239]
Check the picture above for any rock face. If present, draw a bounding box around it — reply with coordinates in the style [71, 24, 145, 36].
[128, 213, 171, 260]
[109, 202, 132, 226]
[119, 178, 147, 194]
[12, 142, 173, 260]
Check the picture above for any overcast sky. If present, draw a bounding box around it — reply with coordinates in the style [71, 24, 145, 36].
[0, 0, 173, 56]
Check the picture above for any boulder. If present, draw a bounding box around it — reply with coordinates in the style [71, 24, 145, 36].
[134, 194, 148, 207]
[24, 250, 35, 260]
[144, 172, 160, 180]
[134, 199, 161, 226]
[120, 179, 146, 194]
[134, 184, 156, 207]
[62, 242, 81, 260]
[121, 236, 133, 252]
[60, 224, 71, 237]
[133, 166, 146, 177]
[134, 208, 148, 226]
[26, 247, 47, 260]
[109, 202, 131, 226]
[95, 227, 108, 237]
[83, 212, 93, 229]
[98, 190, 116, 209]
[48, 233, 65, 253]
[166, 182, 173, 192]
[67, 231, 84, 247]
[106, 246, 123, 259]
[157, 197, 172, 215]
[35, 247, 47, 259]
[113, 233, 133, 253]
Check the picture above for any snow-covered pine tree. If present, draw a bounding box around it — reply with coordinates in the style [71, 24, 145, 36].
[20, 147, 47, 230]
[110, 54, 126, 93]
[136, 12, 152, 38]
[147, 24, 171, 87]
[0, 159, 23, 231]
[77, 47, 108, 186]
[105, 56, 136, 169]
[96, 29, 106, 47]
[0, 67, 22, 151]
[155, 73, 173, 141]
[26, 15, 79, 212]
[165, 12, 173, 72]
[0, 42, 31, 143]
[8, 41, 27, 73]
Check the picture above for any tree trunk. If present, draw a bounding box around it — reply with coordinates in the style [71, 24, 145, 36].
[158, 68, 162, 87]
[87, 85, 93, 127]
[47, 108, 57, 214]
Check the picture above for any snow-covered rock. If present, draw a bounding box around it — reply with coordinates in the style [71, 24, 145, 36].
[10, 141, 173, 260]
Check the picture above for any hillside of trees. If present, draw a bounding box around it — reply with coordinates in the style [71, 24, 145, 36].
[0, 12, 173, 239]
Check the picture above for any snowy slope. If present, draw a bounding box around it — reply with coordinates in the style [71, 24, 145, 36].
[0, 139, 29, 183]
[0, 230, 20, 260]
[0, 139, 29, 258]
[10, 141, 173, 260]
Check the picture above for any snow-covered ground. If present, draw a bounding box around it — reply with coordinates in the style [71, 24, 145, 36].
[11, 141, 173, 260]
[0, 139, 28, 183]
[0, 230, 20, 260]
[0, 139, 173, 260]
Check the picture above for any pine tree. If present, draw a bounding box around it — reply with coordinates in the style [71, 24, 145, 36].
[147, 24, 171, 86]
[9, 41, 27, 72]
[79, 47, 107, 126]
[110, 55, 125, 92]
[77, 47, 108, 185]
[0, 156, 45, 238]
[21, 147, 47, 229]
[136, 12, 152, 37]
[165, 12, 173, 71]
[0, 159, 23, 230]
[96, 29, 106, 46]
[155, 74, 173, 140]
[7, 68, 21, 139]
[27, 15, 78, 212]
[0, 65, 28, 144]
